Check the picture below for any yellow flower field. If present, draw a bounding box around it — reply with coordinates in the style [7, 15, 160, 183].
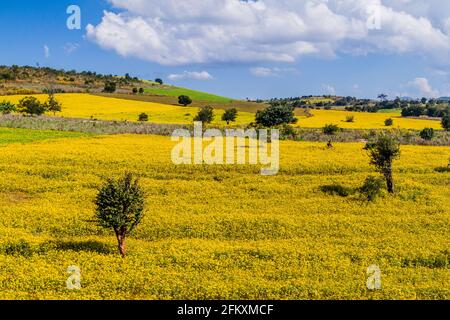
[1, 94, 443, 130]
[0, 133, 448, 299]
[298, 109, 442, 130]
[0, 94, 255, 126]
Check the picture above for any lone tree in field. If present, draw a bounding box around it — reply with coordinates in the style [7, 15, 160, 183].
[222, 108, 238, 125]
[364, 133, 401, 193]
[178, 95, 192, 107]
[95, 173, 145, 258]
[194, 106, 215, 124]
[103, 81, 117, 93]
[385, 118, 394, 127]
[44, 93, 62, 115]
[255, 103, 297, 127]
[442, 114, 450, 131]
[17, 96, 46, 116]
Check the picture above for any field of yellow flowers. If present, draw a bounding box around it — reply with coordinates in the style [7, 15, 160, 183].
[1, 93, 443, 130]
[0, 132, 448, 299]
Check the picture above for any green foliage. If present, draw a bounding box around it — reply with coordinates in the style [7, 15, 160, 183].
[359, 176, 385, 201]
[155, 78, 163, 85]
[95, 172, 146, 257]
[364, 132, 401, 193]
[322, 124, 340, 135]
[132, 88, 138, 94]
[345, 115, 355, 123]
[0, 100, 16, 114]
[139, 88, 144, 94]
[138, 113, 149, 122]
[103, 81, 117, 93]
[255, 104, 298, 127]
[442, 115, 450, 131]
[194, 106, 215, 124]
[17, 96, 46, 116]
[420, 128, 435, 141]
[385, 118, 394, 126]
[320, 184, 352, 197]
[178, 95, 193, 107]
[221, 108, 238, 124]
[44, 93, 62, 115]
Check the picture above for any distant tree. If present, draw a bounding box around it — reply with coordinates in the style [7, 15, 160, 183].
[95, 173, 145, 258]
[17, 96, 46, 116]
[0, 101, 16, 115]
[364, 133, 401, 193]
[345, 115, 355, 123]
[155, 78, 163, 85]
[138, 113, 149, 122]
[421, 97, 428, 104]
[378, 94, 388, 101]
[139, 88, 144, 94]
[132, 88, 138, 94]
[44, 93, 62, 115]
[222, 108, 238, 125]
[420, 128, 434, 141]
[385, 118, 394, 126]
[322, 124, 340, 135]
[255, 104, 298, 127]
[194, 106, 215, 124]
[178, 95, 192, 107]
[103, 81, 117, 93]
[442, 114, 450, 131]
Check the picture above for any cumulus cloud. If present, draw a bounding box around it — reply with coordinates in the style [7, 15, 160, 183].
[86, 0, 450, 66]
[406, 77, 440, 98]
[63, 42, 80, 55]
[168, 71, 213, 81]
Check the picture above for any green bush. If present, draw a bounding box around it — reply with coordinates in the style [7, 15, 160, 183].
[359, 176, 385, 201]
[178, 95, 192, 107]
[322, 124, 340, 135]
[255, 104, 297, 127]
[385, 118, 394, 126]
[0, 100, 16, 115]
[138, 113, 149, 122]
[345, 116, 355, 123]
[17, 96, 46, 116]
[442, 115, 450, 131]
[419, 128, 434, 141]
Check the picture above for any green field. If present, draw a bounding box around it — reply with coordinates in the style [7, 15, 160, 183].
[0, 127, 89, 145]
[144, 86, 234, 103]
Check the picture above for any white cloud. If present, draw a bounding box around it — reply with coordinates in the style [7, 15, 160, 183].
[406, 77, 440, 98]
[250, 67, 279, 77]
[168, 71, 213, 81]
[86, 0, 450, 66]
[44, 45, 50, 58]
[64, 42, 80, 54]
[322, 84, 336, 95]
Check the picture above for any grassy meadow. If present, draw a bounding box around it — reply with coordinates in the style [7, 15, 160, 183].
[0, 132, 448, 299]
[143, 85, 234, 103]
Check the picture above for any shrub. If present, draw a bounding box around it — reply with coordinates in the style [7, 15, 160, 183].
[345, 115, 355, 123]
[420, 128, 434, 141]
[103, 81, 116, 93]
[95, 172, 146, 258]
[322, 124, 340, 135]
[139, 88, 144, 94]
[178, 95, 192, 107]
[442, 115, 450, 131]
[359, 176, 385, 201]
[385, 118, 394, 126]
[320, 184, 352, 197]
[222, 108, 238, 125]
[255, 104, 297, 127]
[44, 93, 62, 115]
[155, 78, 163, 85]
[0, 100, 16, 114]
[194, 106, 215, 124]
[138, 113, 149, 122]
[132, 88, 138, 94]
[17, 96, 46, 116]
[364, 132, 400, 193]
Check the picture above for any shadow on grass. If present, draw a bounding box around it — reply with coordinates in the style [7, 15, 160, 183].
[40, 240, 114, 255]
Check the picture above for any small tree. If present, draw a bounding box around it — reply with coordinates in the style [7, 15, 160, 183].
[194, 106, 214, 124]
[44, 93, 62, 115]
[345, 115, 355, 123]
[222, 108, 238, 125]
[103, 81, 117, 93]
[385, 118, 394, 127]
[364, 133, 401, 193]
[323, 124, 340, 135]
[139, 88, 144, 94]
[138, 113, 149, 122]
[17, 96, 46, 116]
[95, 173, 145, 258]
[155, 78, 163, 85]
[420, 128, 434, 141]
[0, 101, 16, 115]
[442, 115, 450, 131]
[255, 104, 297, 127]
[132, 88, 138, 94]
[178, 95, 192, 107]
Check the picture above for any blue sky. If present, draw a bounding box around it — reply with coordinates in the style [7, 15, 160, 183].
[1, 0, 450, 100]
